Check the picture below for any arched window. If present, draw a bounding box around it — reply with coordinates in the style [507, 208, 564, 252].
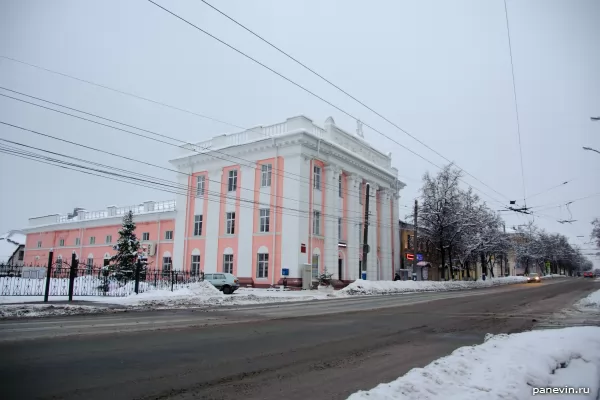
[191, 248, 201, 276]
[223, 247, 234, 274]
[87, 253, 94, 273]
[55, 255, 63, 276]
[256, 246, 269, 278]
[103, 252, 111, 267]
[312, 248, 321, 279]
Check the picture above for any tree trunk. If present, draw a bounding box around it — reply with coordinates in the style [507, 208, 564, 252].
[490, 257, 495, 278]
[440, 244, 446, 281]
[466, 261, 471, 278]
[524, 259, 529, 275]
[480, 252, 486, 278]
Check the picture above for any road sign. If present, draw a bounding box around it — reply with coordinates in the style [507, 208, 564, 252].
[406, 253, 414, 261]
[281, 268, 289, 276]
[416, 253, 423, 261]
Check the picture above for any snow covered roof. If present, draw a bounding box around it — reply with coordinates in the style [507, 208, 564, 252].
[0, 231, 25, 263]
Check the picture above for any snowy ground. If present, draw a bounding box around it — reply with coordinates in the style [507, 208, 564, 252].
[576, 288, 600, 311]
[338, 276, 529, 296]
[0, 275, 569, 318]
[347, 327, 600, 400]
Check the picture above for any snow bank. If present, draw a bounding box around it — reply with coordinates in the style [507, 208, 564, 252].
[337, 276, 527, 296]
[348, 327, 600, 400]
[576, 289, 600, 310]
[0, 304, 109, 318]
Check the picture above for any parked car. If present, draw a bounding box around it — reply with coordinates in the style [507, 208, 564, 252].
[204, 272, 240, 294]
[583, 271, 594, 278]
[526, 273, 541, 283]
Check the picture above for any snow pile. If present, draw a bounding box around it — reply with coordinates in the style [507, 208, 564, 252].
[0, 304, 109, 318]
[542, 274, 567, 280]
[576, 289, 600, 310]
[348, 327, 600, 400]
[109, 281, 224, 306]
[337, 276, 527, 296]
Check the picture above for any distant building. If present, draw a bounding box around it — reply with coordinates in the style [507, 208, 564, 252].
[0, 230, 26, 267]
[21, 116, 405, 287]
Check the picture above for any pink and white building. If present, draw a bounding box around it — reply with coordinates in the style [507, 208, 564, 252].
[22, 116, 405, 287]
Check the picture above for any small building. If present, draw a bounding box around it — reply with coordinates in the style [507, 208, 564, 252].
[0, 230, 26, 275]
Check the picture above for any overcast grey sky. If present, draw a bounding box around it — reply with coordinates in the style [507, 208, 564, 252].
[0, 0, 598, 266]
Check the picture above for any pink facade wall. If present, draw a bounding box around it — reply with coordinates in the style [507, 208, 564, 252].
[183, 171, 208, 272]
[23, 219, 175, 268]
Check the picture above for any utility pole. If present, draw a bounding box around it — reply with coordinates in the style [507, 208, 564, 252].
[412, 199, 418, 279]
[361, 183, 370, 280]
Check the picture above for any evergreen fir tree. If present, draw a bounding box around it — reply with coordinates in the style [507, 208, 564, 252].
[109, 210, 140, 281]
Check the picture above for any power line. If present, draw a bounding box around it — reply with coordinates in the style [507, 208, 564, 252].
[144, 0, 511, 209]
[503, 0, 527, 207]
[197, 0, 511, 203]
[0, 144, 395, 256]
[525, 180, 572, 201]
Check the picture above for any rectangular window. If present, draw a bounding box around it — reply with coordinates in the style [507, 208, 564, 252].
[257, 253, 269, 278]
[90, 236, 96, 245]
[75, 237, 80, 246]
[226, 212, 236, 235]
[338, 218, 342, 240]
[259, 209, 270, 233]
[18, 251, 24, 261]
[87, 257, 93, 268]
[261, 164, 272, 187]
[228, 170, 238, 192]
[360, 183, 365, 204]
[339, 175, 342, 197]
[196, 175, 205, 196]
[223, 254, 233, 274]
[191, 255, 200, 276]
[105, 235, 112, 244]
[165, 230, 173, 240]
[313, 211, 321, 235]
[162, 256, 172, 272]
[313, 165, 321, 190]
[37, 241, 42, 248]
[142, 232, 150, 241]
[194, 215, 203, 236]
[59, 239, 65, 247]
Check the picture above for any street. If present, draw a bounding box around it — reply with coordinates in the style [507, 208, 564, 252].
[0, 279, 598, 400]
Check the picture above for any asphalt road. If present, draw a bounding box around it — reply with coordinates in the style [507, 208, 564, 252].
[1, 279, 598, 400]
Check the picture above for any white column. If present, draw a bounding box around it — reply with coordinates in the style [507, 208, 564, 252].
[379, 189, 391, 280]
[367, 183, 379, 280]
[346, 174, 360, 280]
[204, 168, 223, 273]
[392, 193, 401, 275]
[237, 165, 255, 278]
[323, 165, 338, 277]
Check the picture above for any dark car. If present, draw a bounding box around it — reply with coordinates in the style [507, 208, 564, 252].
[526, 273, 541, 283]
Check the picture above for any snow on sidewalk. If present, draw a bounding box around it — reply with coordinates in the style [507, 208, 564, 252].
[347, 327, 600, 400]
[337, 276, 528, 296]
[576, 289, 600, 311]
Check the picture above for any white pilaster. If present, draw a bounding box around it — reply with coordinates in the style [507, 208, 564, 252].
[204, 168, 222, 273]
[237, 165, 255, 278]
[280, 154, 305, 278]
[379, 189, 391, 280]
[367, 183, 379, 280]
[323, 164, 338, 277]
[392, 193, 401, 274]
[346, 174, 360, 280]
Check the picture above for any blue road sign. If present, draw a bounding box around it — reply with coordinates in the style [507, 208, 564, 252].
[281, 268, 289, 276]
[417, 253, 423, 261]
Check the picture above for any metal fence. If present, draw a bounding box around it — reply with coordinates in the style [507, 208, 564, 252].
[0, 262, 204, 298]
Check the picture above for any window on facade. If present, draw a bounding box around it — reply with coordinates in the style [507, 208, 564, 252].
[313, 166, 321, 190]
[87, 257, 93, 269]
[257, 253, 268, 278]
[223, 254, 233, 274]
[142, 232, 150, 241]
[55, 257, 63, 274]
[90, 236, 96, 245]
[18, 251, 24, 261]
[359, 183, 364, 204]
[59, 239, 64, 247]
[165, 231, 173, 240]
[105, 235, 112, 244]
[228, 170, 238, 192]
[75, 238, 80, 246]
[338, 218, 342, 240]
[194, 215, 203, 236]
[37, 241, 42, 248]
[261, 164, 272, 187]
[312, 254, 319, 279]
[259, 209, 270, 233]
[196, 175, 205, 196]
[226, 212, 235, 234]
[191, 255, 200, 276]
[162, 256, 172, 272]
[339, 175, 342, 197]
[313, 211, 321, 235]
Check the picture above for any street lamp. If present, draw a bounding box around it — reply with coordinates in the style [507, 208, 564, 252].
[583, 146, 600, 155]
